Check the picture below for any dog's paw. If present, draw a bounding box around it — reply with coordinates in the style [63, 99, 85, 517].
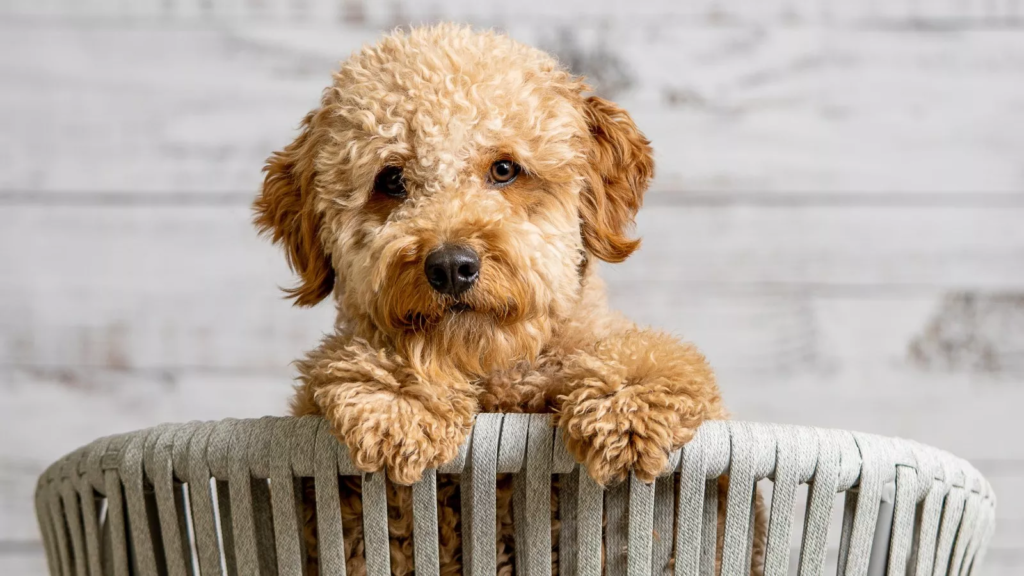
[556, 333, 720, 485]
[328, 396, 470, 485]
[559, 390, 694, 485]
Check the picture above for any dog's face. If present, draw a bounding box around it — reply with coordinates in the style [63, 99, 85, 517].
[255, 25, 653, 374]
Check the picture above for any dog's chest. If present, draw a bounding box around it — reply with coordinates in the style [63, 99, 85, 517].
[473, 359, 563, 414]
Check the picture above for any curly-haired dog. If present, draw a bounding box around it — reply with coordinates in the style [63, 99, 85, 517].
[255, 23, 765, 575]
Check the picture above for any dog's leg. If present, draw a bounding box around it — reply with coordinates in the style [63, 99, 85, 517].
[295, 334, 478, 485]
[556, 329, 724, 486]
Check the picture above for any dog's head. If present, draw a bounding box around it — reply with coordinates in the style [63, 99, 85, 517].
[255, 24, 653, 374]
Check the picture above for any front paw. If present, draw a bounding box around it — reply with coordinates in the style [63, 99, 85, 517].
[560, 388, 695, 485]
[557, 334, 719, 485]
[326, 396, 470, 485]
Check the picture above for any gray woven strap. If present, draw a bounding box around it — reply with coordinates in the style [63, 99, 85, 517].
[104, 466, 130, 574]
[887, 466, 918, 575]
[798, 429, 842, 576]
[144, 423, 188, 576]
[605, 480, 629, 576]
[270, 419, 305, 575]
[34, 417, 997, 576]
[674, 424, 709, 576]
[190, 422, 226, 576]
[847, 433, 891, 576]
[208, 420, 238, 574]
[58, 450, 88, 576]
[577, 466, 604, 576]
[934, 486, 968, 576]
[651, 473, 676, 576]
[523, 414, 554, 576]
[313, 418, 348, 576]
[413, 469, 441, 576]
[363, 470, 391, 576]
[551, 427, 577, 576]
[34, 479, 56, 575]
[721, 422, 776, 575]
[462, 413, 501, 576]
[558, 467, 579, 576]
[74, 443, 105, 576]
[627, 472, 656, 576]
[764, 425, 816, 576]
[227, 420, 267, 575]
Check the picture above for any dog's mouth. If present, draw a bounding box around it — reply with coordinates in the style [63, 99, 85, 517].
[393, 302, 474, 331]
[447, 302, 473, 314]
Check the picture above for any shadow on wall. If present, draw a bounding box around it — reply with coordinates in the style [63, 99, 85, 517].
[539, 26, 634, 98]
[910, 293, 1024, 375]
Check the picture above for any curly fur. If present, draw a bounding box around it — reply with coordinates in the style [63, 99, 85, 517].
[256, 23, 763, 575]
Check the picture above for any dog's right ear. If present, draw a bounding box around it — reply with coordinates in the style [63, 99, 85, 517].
[578, 96, 654, 263]
[253, 111, 335, 307]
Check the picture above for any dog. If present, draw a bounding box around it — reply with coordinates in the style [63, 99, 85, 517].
[254, 23, 764, 576]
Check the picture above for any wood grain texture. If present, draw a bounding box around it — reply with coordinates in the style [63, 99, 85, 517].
[3, 19, 1024, 194]
[0, 553, 52, 576]
[3, 0, 1023, 25]
[2, 203, 1022, 372]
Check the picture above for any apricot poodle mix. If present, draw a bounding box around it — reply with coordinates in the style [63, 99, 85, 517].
[255, 23, 762, 576]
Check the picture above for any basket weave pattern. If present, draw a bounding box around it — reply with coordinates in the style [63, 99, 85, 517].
[35, 415, 996, 576]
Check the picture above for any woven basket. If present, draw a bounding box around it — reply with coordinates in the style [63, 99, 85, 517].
[35, 415, 995, 576]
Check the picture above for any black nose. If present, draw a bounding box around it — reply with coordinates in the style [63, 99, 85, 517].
[424, 245, 480, 296]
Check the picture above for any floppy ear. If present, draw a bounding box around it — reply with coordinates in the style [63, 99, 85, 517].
[253, 112, 335, 307]
[578, 96, 654, 263]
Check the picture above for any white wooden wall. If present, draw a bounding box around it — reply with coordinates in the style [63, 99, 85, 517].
[1, 1, 1023, 573]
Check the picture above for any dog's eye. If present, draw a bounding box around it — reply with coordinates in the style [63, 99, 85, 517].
[489, 160, 520, 185]
[374, 166, 406, 198]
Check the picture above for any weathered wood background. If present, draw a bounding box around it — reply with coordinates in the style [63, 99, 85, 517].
[2, 0, 1023, 573]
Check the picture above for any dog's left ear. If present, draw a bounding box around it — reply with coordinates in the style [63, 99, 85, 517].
[253, 111, 336, 307]
[578, 96, 654, 263]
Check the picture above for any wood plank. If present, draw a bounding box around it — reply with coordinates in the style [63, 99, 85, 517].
[0, 205, 335, 371]
[618, 204, 1024, 289]
[3, 0, 1021, 25]
[0, 22, 326, 194]
[2, 204, 1023, 371]
[0, 553, 49, 576]
[724, 375, 1024, 462]
[3, 21, 1024, 194]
